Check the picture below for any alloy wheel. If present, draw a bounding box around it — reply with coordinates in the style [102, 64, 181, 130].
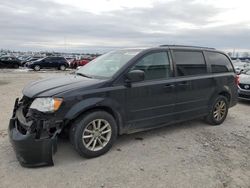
[60, 65, 66, 71]
[213, 100, 226, 121]
[82, 119, 112, 151]
[34, 65, 40, 71]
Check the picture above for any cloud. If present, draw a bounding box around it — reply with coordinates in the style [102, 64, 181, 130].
[0, 0, 249, 52]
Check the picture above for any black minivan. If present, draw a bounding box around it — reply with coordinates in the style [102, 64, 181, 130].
[9, 45, 238, 167]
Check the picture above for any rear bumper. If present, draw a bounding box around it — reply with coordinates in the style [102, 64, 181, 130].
[8, 98, 59, 167]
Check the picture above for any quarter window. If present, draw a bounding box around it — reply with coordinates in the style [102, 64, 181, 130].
[206, 52, 233, 73]
[132, 52, 171, 80]
[173, 51, 207, 76]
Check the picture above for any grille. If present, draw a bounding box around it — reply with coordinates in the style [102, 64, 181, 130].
[239, 84, 250, 90]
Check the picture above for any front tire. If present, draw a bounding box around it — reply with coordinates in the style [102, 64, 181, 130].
[70, 111, 117, 158]
[34, 65, 41, 71]
[205, 95, 229, 125]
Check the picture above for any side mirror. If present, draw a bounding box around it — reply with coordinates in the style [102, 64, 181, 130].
[125, 70, 145, 86]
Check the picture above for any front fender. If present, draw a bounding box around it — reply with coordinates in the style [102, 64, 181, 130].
[65, 97, 104, 120]
[64, 97, 126, 134]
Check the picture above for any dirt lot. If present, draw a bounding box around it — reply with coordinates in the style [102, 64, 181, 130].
[0, 69, 250, 188]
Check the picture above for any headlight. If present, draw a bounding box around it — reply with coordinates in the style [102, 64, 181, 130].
[30, 97, 63, 112]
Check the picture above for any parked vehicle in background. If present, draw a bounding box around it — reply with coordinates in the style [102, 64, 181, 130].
[9, 45, 238, 167]
[231, 57, 250, 63]
[70, 58, 90, 69]
[27, 56, 69, 71]
[65, 57, 75, 65]
[18, 56, 30, 62]
[21, 56, 44, 67]
[238, 69, 250, 100]
[232, 60, 250, 74]
[0, 56, 21, 68]
[70, 56, 96, 69]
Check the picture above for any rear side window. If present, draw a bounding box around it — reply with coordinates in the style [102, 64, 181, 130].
[57, 57, 66, 62]
[206, 52, 233, 73]
[173, 51, 207, 76]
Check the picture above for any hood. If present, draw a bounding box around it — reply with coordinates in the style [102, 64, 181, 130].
[239, 74, 250, 84]
[23, 74, 106, 98]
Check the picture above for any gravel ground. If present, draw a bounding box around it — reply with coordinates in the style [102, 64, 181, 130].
[0, 69, 250, 188]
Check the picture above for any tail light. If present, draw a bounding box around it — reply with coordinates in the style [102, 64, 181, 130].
[236, 75, 240, 85]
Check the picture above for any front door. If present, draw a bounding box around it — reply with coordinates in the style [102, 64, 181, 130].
[42, 58, 51, 68]
[125, 51, 176, 130]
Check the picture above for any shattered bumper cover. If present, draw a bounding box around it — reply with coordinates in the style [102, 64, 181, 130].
[8, 98, 60, 167]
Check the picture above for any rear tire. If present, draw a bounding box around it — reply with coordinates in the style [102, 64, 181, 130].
[59, 65, 66, 71]
[205, 95, 229, 125]
[70, 111, 117, 158]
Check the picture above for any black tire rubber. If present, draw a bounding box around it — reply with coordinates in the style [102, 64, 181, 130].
[205, 95, 229, 125]
[69, 111, 117, 158]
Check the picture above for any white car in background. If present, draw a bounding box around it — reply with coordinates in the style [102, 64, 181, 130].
[238, 69, 250, 100]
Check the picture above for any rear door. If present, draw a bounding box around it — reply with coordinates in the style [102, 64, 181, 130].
[43, 57, 57, 68]
[42, 57, 51, 68]
[171, 50, 214, 120]
[124, 50, 176, 129]
[48, 57, 58, 68]
[53, 57, 61, 67]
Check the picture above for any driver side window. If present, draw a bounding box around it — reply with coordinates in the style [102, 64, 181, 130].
[131, 52, 171, 81]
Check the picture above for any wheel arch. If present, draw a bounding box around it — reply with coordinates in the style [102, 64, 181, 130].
[218, 91, 231, 102]
[208, 86, 232, 108]
[64, 98, 125, 135]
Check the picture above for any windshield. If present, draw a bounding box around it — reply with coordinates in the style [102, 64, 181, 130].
[76, 49, 142, 78]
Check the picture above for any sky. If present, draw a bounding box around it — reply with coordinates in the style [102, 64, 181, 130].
[0, 0, 250, 53]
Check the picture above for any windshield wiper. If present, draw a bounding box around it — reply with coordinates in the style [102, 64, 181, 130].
[76, 72, 92, 78]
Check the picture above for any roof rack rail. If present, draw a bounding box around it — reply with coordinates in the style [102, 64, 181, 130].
[159, 45, 215, 50]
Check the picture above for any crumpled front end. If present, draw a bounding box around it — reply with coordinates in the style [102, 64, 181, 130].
[8, 97, 62, 167]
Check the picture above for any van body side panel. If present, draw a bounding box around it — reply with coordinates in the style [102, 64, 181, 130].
[124, 79, 176, 130]
[174, 75, 215, 120]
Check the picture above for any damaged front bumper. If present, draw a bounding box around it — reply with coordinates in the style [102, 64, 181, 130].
[8, 98, 62, 167]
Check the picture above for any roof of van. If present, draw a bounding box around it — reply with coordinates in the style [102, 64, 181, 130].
[121, 45, 221, 54]
[159, 45, 216, 50]
[122, 45, 216, 51]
